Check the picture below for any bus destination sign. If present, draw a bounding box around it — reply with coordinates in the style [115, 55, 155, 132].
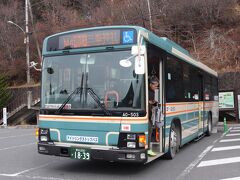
[59, 30, 120, 49]
[47, 29, 136, 51]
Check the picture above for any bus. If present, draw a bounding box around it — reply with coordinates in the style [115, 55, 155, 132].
[37, 26, 219, 163]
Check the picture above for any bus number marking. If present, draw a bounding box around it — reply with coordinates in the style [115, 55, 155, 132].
[122, 112, 139, 117]
[166, 106, 176, 112]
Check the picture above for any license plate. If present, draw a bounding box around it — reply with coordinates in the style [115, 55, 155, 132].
[70, 148, 90, 160]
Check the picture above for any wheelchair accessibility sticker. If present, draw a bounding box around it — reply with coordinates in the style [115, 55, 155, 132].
[122, 31, 134, 44]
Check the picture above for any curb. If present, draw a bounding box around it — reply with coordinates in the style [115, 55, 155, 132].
[216, 123, 240, 133]
[0, 125, 38, 129]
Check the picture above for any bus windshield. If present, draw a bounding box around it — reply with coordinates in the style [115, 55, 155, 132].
[41, 50, 145, 114]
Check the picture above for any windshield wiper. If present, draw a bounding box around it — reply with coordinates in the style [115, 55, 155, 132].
[55, 87, 81, 115]
[56, 72, 84, 115]
[87, 88, 111, 116]
[55, 87, 111, 116]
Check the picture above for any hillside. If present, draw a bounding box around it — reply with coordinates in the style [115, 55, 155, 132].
[0, 0, 239, 85]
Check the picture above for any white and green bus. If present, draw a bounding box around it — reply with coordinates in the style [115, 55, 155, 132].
[37, 26, 219, 163]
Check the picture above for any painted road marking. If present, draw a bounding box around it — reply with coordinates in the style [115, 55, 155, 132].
[0, 143, 35, 151]
[23, 175, 73, 180]
[0, 131, 13, 134]
[0, 161, 61, 178]
[232, 127, 240, 129]
[176, 131, 228, 180]
[219, 176, 240, 180]
[197, 157, 240, 167]
[220, 138, 240, 143]
[230, 130, 240, 133]
[176, 146, 213, 180]
[0, 134, 33, 140]
[226, 133, 240, 136]
[212, 145, 240, 152]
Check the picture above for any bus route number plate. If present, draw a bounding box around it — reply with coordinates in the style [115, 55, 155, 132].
[70, 148, 90, 160]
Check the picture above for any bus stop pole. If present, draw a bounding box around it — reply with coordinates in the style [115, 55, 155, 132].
[3, 108, 7, 127]
[224, 117, 228, 133]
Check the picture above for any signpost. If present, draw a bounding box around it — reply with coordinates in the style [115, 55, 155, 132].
[3, 108, 7, 127]
[238, 95, 240, 120]
[219, 91, 234, 109]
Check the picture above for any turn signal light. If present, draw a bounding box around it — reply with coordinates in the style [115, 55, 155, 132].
[35, 128, 39, 138]
[138, 134, 146, 148]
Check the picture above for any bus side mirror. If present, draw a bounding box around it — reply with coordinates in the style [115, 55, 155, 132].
[135, 56, 145, 74]
[131, 45, 146, 55]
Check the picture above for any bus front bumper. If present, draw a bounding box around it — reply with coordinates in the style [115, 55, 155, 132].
[38, 142, 147, 163]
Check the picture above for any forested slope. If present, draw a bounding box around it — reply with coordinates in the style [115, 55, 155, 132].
[0, 0, 239, 85]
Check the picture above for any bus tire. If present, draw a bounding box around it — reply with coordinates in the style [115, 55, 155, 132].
[165, 123, 180, 159]
[206, 113, 212, 136]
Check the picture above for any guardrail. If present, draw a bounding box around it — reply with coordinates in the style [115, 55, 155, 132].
[0, 85, 40, 123]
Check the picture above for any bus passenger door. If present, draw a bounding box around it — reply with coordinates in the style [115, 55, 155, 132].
[147, 56, 164, 155]
[197, 74, 204, 137]
[158, 58, 164, 153]
[153, 57, 164, 154]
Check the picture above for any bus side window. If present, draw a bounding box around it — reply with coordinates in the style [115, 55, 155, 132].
[190, 66, 199, 101]
[166, 56, 184, 102]
[204, 75, 211, 101]
[183, 63, 191, 101]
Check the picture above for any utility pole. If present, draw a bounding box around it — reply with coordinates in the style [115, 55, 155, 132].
[25, 0, 30, 84]
[28, 0, 42, 63]
[26, 0, 32, 109]
[147, 0, 153, 32]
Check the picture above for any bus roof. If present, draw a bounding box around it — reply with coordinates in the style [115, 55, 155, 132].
[133, 26, 218, 77]
[43, 25, 217, 77]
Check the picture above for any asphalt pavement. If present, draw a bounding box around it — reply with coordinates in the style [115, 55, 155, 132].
[0, 125, 239, 180]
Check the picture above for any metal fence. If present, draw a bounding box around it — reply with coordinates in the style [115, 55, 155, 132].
[0, 85, 40, 123]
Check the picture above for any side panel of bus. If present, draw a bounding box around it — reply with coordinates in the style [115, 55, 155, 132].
[164, 54, 218, 152]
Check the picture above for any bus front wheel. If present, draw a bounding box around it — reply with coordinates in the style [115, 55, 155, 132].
[165, 123, 180, 159]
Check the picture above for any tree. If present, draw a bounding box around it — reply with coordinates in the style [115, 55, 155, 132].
[0, 74, 12, 109]
[0, 0, 239, 84]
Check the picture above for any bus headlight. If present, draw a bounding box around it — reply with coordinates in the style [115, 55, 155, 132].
[40, 135, 48, 142]
[127, 142, 136, 148]
[127, 134, 136, 140]
[40, 128, 49, 135]
[118, 133, 145, 149]
[39, 128, 50, 142]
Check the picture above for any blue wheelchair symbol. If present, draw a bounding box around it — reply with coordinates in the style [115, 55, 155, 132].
[122, 31, 134, 44]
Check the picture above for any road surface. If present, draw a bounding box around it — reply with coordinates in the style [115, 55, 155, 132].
[0, 126, 239, 180]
